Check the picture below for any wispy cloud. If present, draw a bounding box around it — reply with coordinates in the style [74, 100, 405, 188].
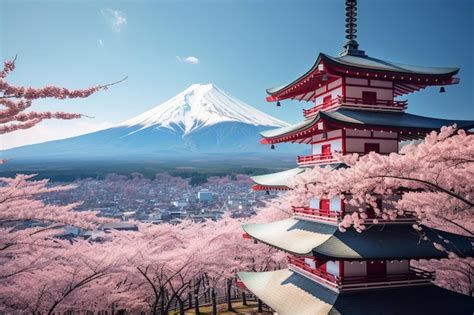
[101, 8, 127, 32]
[98, 39, 104, 47]
[176, 56, 200, 65]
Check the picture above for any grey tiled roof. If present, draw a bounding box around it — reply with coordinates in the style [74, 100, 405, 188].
[267, 53, 459, 95]
[260, 109, 474, 139]
[243, 218, 474, 259]
[238, 269, 474, 315]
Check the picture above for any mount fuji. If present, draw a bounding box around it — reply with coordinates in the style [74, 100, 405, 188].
[1, 84, 291, 163]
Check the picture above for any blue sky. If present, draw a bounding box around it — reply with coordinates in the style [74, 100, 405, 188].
[1, 0, 473, 148]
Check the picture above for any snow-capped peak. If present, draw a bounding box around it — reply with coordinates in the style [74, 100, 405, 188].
[120, 83, 288, 135]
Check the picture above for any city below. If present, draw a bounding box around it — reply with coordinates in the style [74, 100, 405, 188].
[39, 173, 276, 239]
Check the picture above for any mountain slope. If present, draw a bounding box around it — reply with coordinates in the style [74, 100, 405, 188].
[120, 83, 286, 134]
[2, 84, 292, 162]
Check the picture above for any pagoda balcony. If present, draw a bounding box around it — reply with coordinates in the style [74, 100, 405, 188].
[292, 206, 341, 223]
[287, 256, 341, 289]
[288, 256, 435, 292]
[297, 153, 338, 166]
[293, 206, 417, 224]
[303, 96, 408, 118]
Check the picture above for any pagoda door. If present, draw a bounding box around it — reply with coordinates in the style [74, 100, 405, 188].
[323, 95, 332, 109]
[366, 199, 382, 219]
[320, 199, 330, 215]
[367, 260, 386, 280]
[364, 143, 380, 154]
[362, 91, 377, 105]
[321, 144, 331, 159]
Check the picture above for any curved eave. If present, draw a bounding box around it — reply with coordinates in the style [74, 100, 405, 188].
[266, 54, 324, 96]
[260, 109, 474, 143]
[265, 53, 459, 101]
[242, 218, 337, 255]
[260, 115, 320, 144]
[237, 269, 335, 315]
[243, 218, 474, 260]
[321, 53, 460, 78]
[238, 269, 474, 315]
[251, 167, 305, 189]
[252, 184, 290, 191]
[314, 224, 473, 260]
[321, 110, 474, 140]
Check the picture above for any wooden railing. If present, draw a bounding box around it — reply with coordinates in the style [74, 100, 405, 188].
[342, 266, 435, 285]
[297, 153, 338, 165]
[303, 96, 408, 117]
[288, 256, 340, 288]
[288, 256, 434, 292]
[292, 206, 341, 222]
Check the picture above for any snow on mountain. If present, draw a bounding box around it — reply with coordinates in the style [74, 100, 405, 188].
[2, 83, 295, 162]
[120, 83, 287, 135]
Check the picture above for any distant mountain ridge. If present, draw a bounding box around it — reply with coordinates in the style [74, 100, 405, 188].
[1, 84, 294, 162]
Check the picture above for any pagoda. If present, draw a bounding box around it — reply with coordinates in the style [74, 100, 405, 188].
[238, 1, 474, 314]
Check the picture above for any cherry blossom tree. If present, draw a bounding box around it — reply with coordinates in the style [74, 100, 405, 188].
[279, 125, 473, 294]
[287, 125, 473, 235]
[0, 55, 125, 312]
[0, 55, 125, 134]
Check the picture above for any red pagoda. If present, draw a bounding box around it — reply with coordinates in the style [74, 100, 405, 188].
[238, 1, 474, 314]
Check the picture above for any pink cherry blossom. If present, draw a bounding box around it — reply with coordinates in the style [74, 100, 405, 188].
[0, 56, 125, 134]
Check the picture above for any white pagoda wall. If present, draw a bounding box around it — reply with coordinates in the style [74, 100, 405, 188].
[326, 261, 340, 277]
[315, 86, 343, 106]
[330, 196, 341, 211]
[312, 139, 342, 155]
[345, 129, 398, 154]
[345, 77, 394, 101]
[309, 196, 341, 212]
[342, 195, 400, 215]
[312, 130, 343, 155]
[304, 257, 316, 269]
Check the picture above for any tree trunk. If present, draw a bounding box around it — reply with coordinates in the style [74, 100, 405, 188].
[194, 295, 200, 315]
[226, 279, 234, 312]
[258, 298, 263, 313]
[178, 298, 185, 315]
[242, 291, 247, 306]
[211, 288, 217, 315]
[159, 287, 165, 315]
[188, 292, 193, 309]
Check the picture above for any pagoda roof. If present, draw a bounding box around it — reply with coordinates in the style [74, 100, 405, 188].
[260, 109, 474, 143]
[251, 165, 345, 191]
[238, 269, 474, 315]
[242, 218, 474, 259]
[266, 53, 459, 100]
[251, 167, 305, 189]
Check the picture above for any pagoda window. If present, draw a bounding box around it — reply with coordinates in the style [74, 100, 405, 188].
[364, 143, 380, 154]
[362, 91, 377, 104]
[367, 260, 386, 277]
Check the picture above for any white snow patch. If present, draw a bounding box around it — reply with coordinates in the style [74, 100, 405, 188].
[119, 84, 288, 135]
